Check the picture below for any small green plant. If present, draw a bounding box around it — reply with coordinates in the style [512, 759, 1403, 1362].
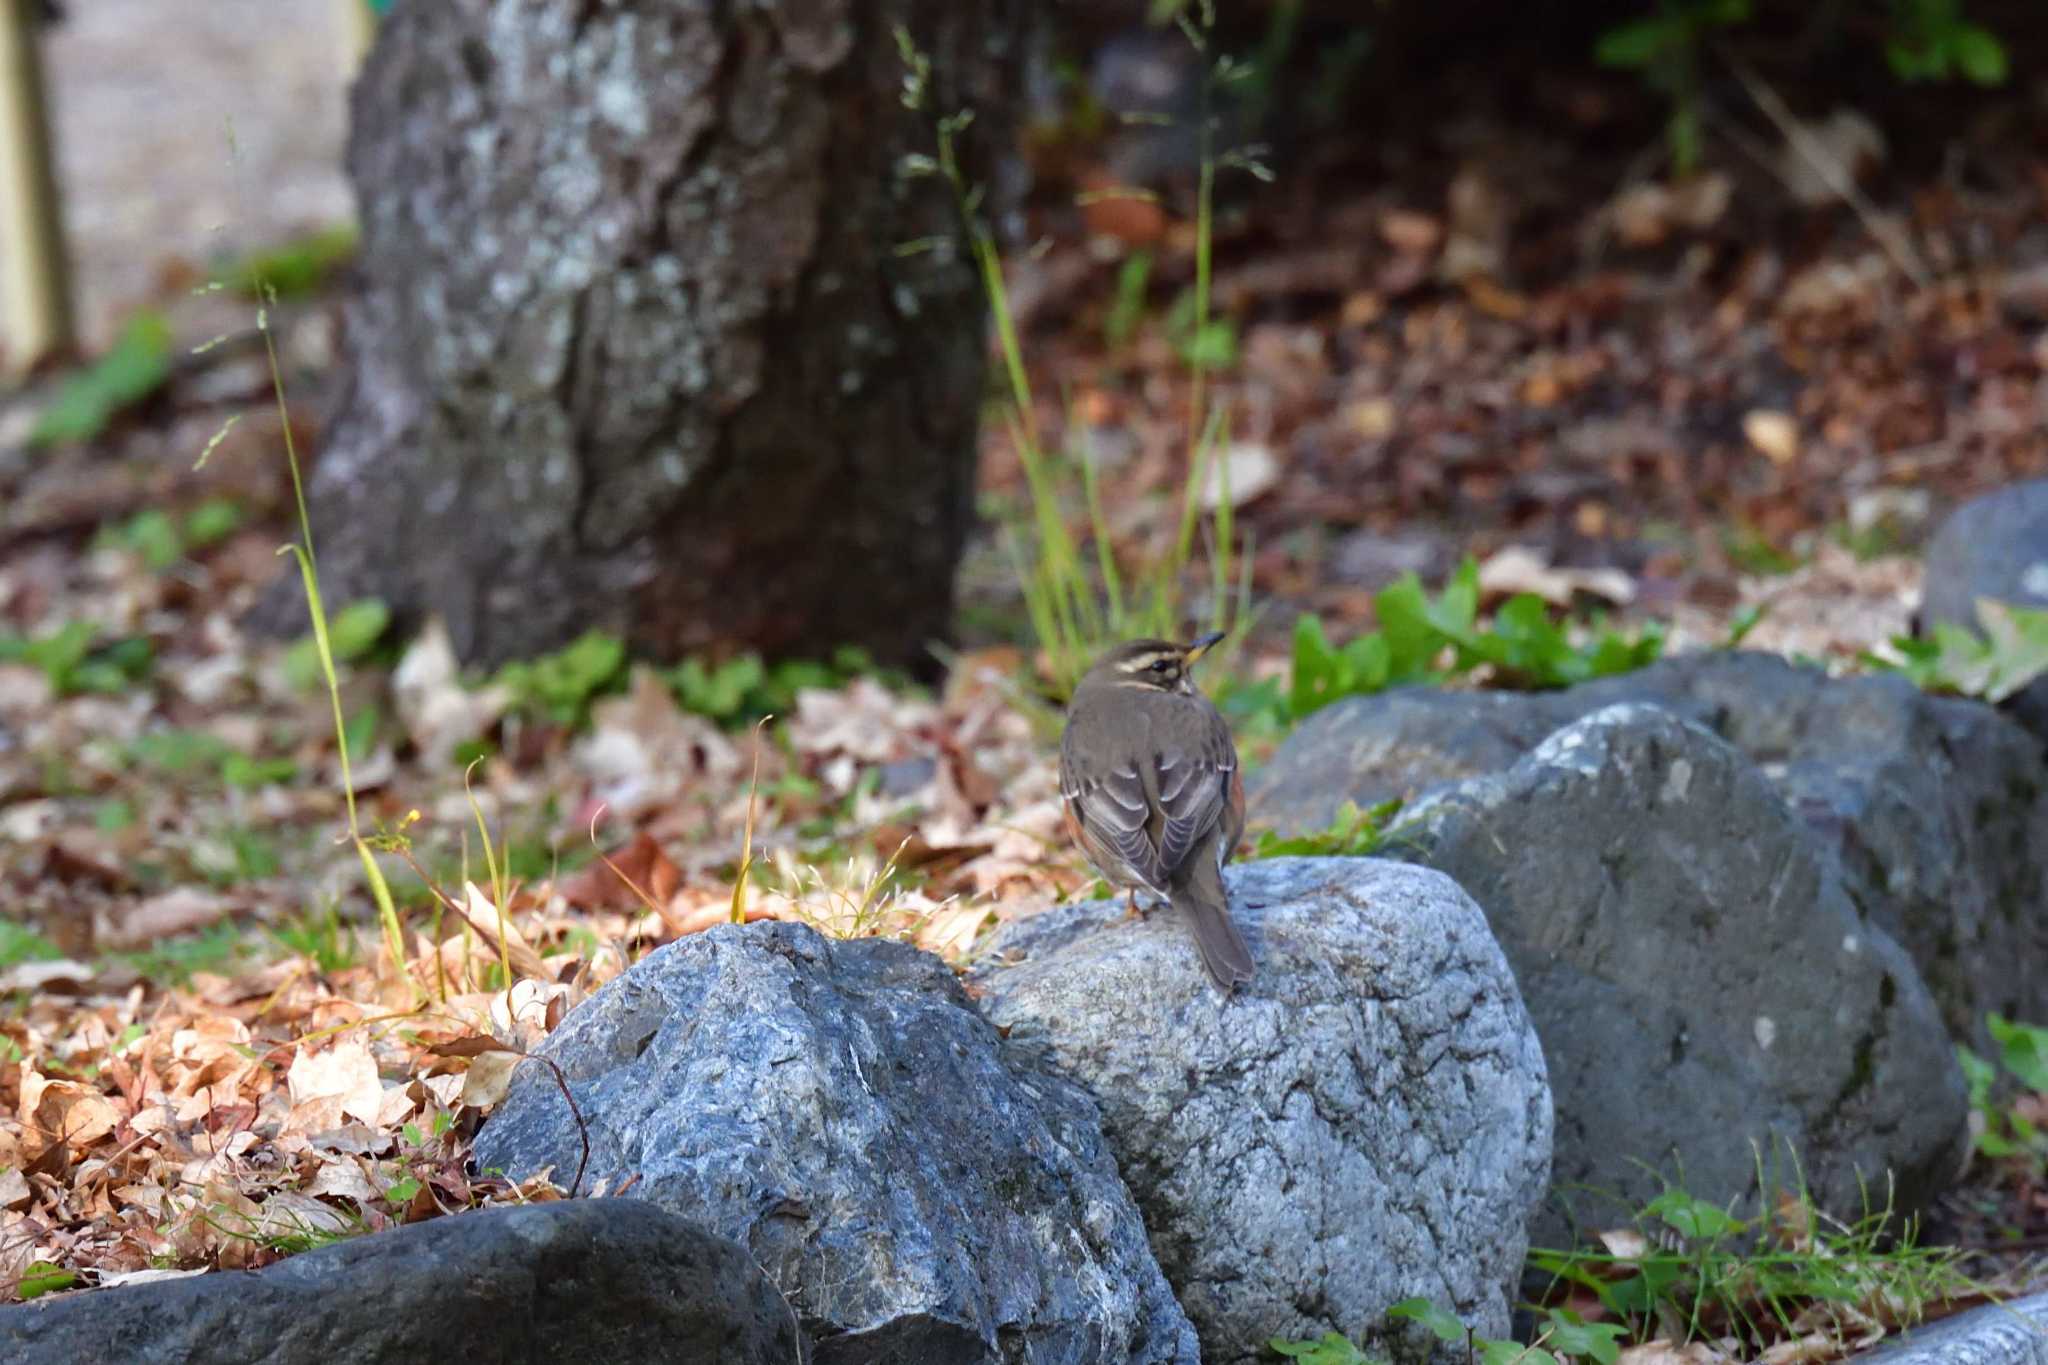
[196, 826, 285, 888]
[1287, 560, 1664, 721]
[1394, 1297, 1625, 1365]
[1250, 798, 1401, 859]
[1594, 0, 1750, 172]
[0, 622, 154, 696]
[494, 629, 627, 725]
[1959, 1014, 2048, 1180]
[29, 310, 174, 447]
[14, 1262, 79, 1300]
[222, 224, 360, 299]
[1862, 601, 2048, 702]
[283, 598, 391, 691]
[666, 647, 894, 726]
[1268, 1332, 1386, 1364]
[1102, 250, 1152, 351]
[125, 729, 294, 792]
[0, 921, 63, 969]
[1886, 0, 2007, 83]
[896, 15, 1258, 697]
[1163, 285, 1238, 371]
[1529, 1176, 1977, 1354]
[1596, 1, 2008, 173]
[114, 923, 249, 987]
[93, 499, 245, 571]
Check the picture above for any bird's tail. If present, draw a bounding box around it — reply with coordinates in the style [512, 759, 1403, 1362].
[1170, 854, 1255, 991]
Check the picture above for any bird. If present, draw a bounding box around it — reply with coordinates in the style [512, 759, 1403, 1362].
[1058, 632, 1255, 990]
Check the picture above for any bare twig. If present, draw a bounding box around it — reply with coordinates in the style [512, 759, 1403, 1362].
[1717, 47, 1932, 291]
[430, 1034, 590, 1198]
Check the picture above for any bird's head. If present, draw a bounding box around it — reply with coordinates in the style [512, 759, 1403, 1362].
[1077, 632, 1225, 696]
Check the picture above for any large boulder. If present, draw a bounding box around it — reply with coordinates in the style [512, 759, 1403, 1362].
[1327, 705, 1966, 1244]
[1251, 650, 2048, 1047]
[0, 1201, 804, 1364]
[471, 922, 1198, 1365]
[970, 858, 1553, 1365]
[1920, 478, 2048, 744]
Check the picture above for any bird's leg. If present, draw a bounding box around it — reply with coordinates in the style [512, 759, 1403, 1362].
[1124, 888, 1141, 921]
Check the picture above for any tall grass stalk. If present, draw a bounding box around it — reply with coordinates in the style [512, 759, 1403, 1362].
[243, 282, 410, 992]
[897, 18, 1251, 697]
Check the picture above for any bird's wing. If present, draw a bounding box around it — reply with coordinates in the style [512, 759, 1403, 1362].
[1154, 701, 1237, 880]
[1060, 706, 1168, 890]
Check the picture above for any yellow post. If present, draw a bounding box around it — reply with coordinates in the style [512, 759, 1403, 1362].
[0, 0, 73, 374]
[340, 0, 377, 77]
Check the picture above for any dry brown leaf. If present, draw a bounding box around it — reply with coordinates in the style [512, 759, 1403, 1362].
[99, 886, 236, 951]
[1199, 442, 1281, 510]
[454, 882, 549, 981]
[1759, 1331, 1841, 1365]
[28, 1079, 121, 1155]
[285, 1039, 385, 1131]
[1743, 409, 1800, 465]
[1598, 1227, 1651, 1259]
[460, 1050, 521, 1109]
[560, 830, 679, 912]
[1616, 1341, 1731, 1365]
[391, 618, 511, 768]
[1380, 209, 1443, 255]
[1478, 545, 1635, 607]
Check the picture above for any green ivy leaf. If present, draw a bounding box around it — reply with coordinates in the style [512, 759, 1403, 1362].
[30, 312, 174, 447]
[1542, 1309, 1626, 1365]
[17, 1261, 78, 1299]
[1645, 1186, 1742, 1242]
[1387, 1296, 1469, 1345]
[1268, 1332, 1373, 1363]
[1950, 25, 2008, 84]
[1989, 1013, 2048, 1094]
[1593, 18, 1673, 69]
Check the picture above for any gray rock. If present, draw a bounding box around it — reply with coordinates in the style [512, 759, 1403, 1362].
[0, 1201, 804, 1364]
[1250, 651, 2048, 1047]
[1921, 479, 2048, 744]
[1389, 705, 1967, 1244]
[874, 755, 939, 799]
[471, 921, 1198, 1365]
[1860, 1292, 2048, 1365]
[970, 858, 1553, 1365]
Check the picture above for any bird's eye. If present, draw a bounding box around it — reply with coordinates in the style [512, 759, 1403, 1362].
[1149, 659, 1174, 674]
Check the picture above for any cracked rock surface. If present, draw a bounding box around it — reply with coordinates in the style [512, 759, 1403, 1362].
[472, 922, 1197, 1365]
[970, 858, 1552, 1364]
[1385, 705, 1967, 1243]
[1251, 650, 2048, 1051]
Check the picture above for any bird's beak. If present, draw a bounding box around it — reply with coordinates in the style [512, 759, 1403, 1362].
[1183, 631, 1225, 665]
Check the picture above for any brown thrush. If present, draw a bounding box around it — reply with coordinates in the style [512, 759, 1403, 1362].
[1058, 633, 1254, 990]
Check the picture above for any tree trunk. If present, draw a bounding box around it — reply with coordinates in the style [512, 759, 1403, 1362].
[268, 0, 1022, 672]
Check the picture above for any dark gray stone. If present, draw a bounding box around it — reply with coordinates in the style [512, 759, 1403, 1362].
[471, 921, 1198, 1365]
[1250, 651, 2048, 1048]
[1387, 705, 1967, 1245]
[874, 755, 939, 799]
[1921, 479, 2048, 744]
[971, 858, 1553, 1365]
[0, 1201, 804, 1364]
[1859, 1292, 2048, 1365]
